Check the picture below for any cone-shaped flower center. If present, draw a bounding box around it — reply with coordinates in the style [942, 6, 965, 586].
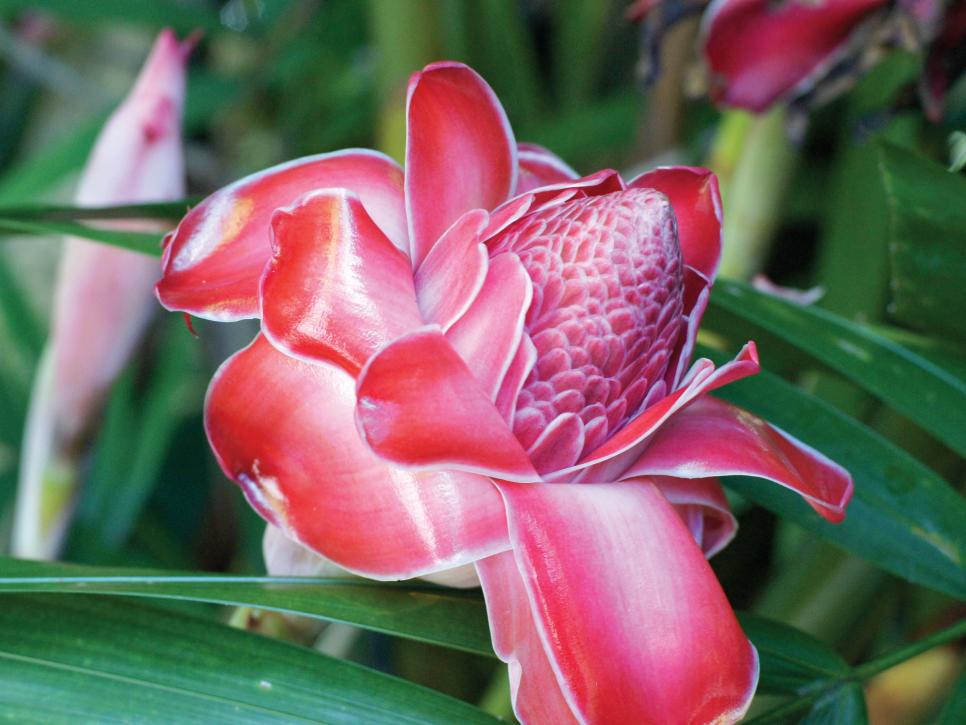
[489, 188, 684, 473]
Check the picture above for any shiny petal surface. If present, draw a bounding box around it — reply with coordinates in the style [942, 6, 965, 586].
[624, 396, 854, 522]
[206, 335, 510, 579]
[446, 253, 532, 399]
[356, 327, 540, 481]
[491, 480, 759, 724]
[476, 552, 580, 725]
[563, 343, 760, 479]
[158, 149, 407, 320]
[647, 476, 737, 558]
[406, 62, 516, 265]
[702, 0, 886, 112]
[516, 142, 579, 193]
[629, 165, 722, 283]
[260, 190, 422, 375]
[414, 209, 489, 330]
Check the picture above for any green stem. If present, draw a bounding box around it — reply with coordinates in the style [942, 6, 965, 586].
[714, 107, 796, 281]
[852, 619, 966, 680]
[748, 619, 966, 723]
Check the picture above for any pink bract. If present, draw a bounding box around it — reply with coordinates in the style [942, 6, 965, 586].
[157, 61, 853, 724]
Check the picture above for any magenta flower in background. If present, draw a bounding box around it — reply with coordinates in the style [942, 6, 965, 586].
[14, 29, 189, 559]
[157, 61, 852, 723]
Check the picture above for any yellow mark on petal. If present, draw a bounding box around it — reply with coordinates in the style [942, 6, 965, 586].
[221, 195, 254, 245]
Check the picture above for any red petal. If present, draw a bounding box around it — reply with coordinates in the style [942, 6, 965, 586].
[205, 335, 510, 579]
[624, 396, 854, 522]
[702, 0, 886, 112]
[629, 165, 722, 283]
[157, 150, 407, 320]
[495, 335, 537, 422]
[516, 142, 579, 193]
[564, 343, 760, 480]
[647, 476, 737, 558]
[489, 480, 758, 723]
[406, 62, 516, 266]
[414, 209, 489, 331]
[356, 327, 540, 481]
[446, 253, 532, 399]
[476, 552, 581, 725]
[260, 189, 422, 375]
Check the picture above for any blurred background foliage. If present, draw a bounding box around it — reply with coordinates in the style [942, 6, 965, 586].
[0, 1, 963, 723]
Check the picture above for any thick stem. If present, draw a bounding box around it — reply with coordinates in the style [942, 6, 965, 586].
[715, 107, 796, 281]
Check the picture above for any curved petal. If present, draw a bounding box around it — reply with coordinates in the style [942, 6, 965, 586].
[406, 61, 517, 266]
[701, 0, 886, 112]
[488, 480, 758, 724]
[516, 142, 579, 193]
[623, 396, 854, 522]
[262, 524, 352, 578]
[446, 252, 532, 399]
[157, 149, 407, 320]
[629, 165, 722, 283]
[355, 327, 540, 482]
[476, 552, 581, 725]
[495, 335, 537, 423]
[562, 342, 760, 480]
[205, 334, 510, 579]
[646, 476, 737, 558]
[260, 189, 422, 375]
[414, 209, 489, 331]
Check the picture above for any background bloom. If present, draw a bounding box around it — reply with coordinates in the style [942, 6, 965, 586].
[158, 61, 852, 723]
[13, 29, 189, 559]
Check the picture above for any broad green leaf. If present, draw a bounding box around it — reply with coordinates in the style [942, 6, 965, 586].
[701, 346, 966, 600]
[0, 594, 499, 724]
[878, 141, 966, 339]
[0, 558, 494, 656]
[737, 613, 849, 696]
[0, 217, 163, 255]
[708, 279, 966, 458]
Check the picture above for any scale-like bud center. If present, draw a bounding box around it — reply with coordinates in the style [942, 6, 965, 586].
[489, 188, 685, 473]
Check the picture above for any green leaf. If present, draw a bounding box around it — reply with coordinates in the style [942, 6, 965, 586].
[0, 217, 163, 255]
[800, 683, 868, 725]
[737, 613, 849, 696]
[708, 279, 966, 458]
[0, 0, 226, 34]
[702, 346, 966, 600]
[0, 558, 494, 657]
[0, 594, 499, 724]
[878, 141, 966, 339]
[0, 199, 200, 221]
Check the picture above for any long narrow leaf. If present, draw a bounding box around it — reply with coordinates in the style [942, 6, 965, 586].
[0, 557, 493, 656]
[702, 346, 966, 600]
[708, 279, 966, 458]
[0, 199, 199, 221]
[0, 594, 499, 724]
[0, 217, 163, 255]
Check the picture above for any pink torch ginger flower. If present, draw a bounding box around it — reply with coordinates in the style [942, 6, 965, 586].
[15, 29, 189, 558]
[157, 62, 852, 723]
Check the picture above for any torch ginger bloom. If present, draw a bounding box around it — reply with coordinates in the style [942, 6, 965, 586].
[157, 61, 852, 724]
